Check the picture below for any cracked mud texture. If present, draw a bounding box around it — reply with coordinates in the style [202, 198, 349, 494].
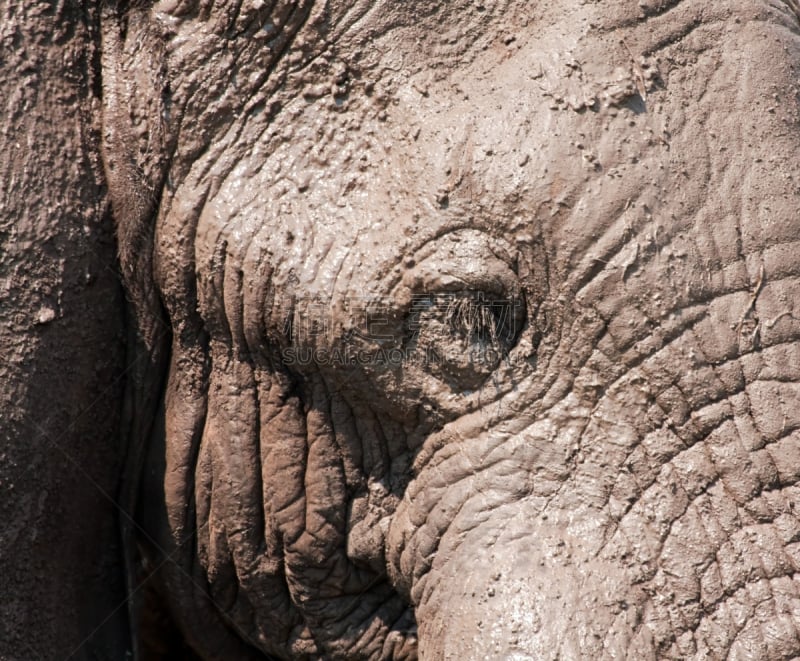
[5, 0, 800, 659]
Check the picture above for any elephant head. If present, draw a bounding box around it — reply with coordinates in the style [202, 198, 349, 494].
[99, 0, 800, 658]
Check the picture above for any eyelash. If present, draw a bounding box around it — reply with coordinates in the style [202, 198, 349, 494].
[407, 292, 521, 350]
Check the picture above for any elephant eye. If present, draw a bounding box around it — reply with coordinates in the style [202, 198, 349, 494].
[442, 293, 518, 347]
[402, 290, 525, 386]
[409, 292, 521, 348]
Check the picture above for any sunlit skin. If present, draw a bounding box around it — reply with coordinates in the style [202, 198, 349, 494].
[99, 1, 800, 657]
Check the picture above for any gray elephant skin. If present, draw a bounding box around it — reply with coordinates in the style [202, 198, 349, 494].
[4, 0, 800, 659]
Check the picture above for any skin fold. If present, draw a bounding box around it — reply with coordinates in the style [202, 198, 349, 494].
[92, 0, 800, 658]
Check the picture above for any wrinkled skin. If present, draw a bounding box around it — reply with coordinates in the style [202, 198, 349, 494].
[100, 0, 800, 658]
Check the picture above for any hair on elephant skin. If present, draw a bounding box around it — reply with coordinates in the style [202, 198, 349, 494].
[6, 0, 800, 659]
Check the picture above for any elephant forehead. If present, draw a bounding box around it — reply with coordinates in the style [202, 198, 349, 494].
[190, 0, 800, 329]
[194, 34, 641, 296]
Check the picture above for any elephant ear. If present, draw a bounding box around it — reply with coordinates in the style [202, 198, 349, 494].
[0, 1, 129, 659]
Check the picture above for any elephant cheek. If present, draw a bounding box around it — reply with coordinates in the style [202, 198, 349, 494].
[412, 518, 655, 660]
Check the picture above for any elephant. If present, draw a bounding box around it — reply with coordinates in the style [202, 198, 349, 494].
[0, 2, 128, 658]
[5, 0, 800, 658]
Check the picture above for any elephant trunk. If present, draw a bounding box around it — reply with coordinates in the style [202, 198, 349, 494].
[409, 508, 653, 660]
[392, 349, 800, 660]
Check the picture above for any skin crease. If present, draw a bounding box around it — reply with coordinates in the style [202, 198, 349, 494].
[98, 0, 800, 659]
